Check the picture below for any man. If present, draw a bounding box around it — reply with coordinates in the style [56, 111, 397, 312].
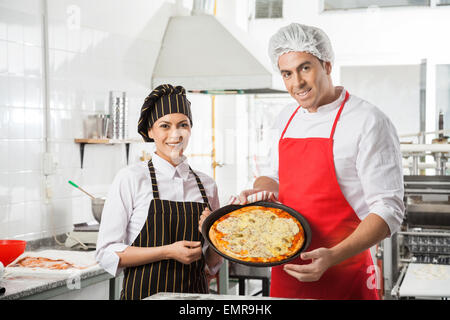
[230, 23, 405, 299]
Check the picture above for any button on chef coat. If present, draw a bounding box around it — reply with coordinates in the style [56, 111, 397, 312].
[262, 87, 405, 235]
[95, 152, 221, 277]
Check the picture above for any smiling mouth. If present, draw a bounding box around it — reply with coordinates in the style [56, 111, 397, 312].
[296, 88, 311, 97]
[166, 142, 183, 148]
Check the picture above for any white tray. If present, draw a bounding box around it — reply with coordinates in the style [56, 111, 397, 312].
[5, 249, 99, 276]
[399, 263, 450, 298]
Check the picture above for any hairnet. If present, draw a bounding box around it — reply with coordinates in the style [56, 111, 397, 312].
[268, 23, 334, 71]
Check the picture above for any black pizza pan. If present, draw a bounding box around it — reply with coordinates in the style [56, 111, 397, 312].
[201, 201, 311, 267]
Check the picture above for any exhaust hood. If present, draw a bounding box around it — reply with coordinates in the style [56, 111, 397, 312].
[151, 7, 285, 94]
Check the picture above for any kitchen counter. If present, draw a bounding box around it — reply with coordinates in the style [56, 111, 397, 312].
[0, 237, 118, 300]
[146, 292, 289, 300]
[0, 263, 111, 300]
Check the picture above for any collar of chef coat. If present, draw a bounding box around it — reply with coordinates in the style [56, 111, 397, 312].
[151, 151, 190, 180]
[299, 86, 346, 118]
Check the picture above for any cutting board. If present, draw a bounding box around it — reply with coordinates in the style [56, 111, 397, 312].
[399, 263, 450, 297]
[5, 250, 99, 276]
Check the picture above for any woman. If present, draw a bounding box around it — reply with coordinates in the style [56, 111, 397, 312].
[95, 84, 223, 300]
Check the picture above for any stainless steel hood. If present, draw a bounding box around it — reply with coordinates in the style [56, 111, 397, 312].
[151, 7, 285, 94]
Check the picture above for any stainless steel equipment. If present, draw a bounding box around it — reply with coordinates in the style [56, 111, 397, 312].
[388, 175, 450, 299]
[109, 91, 128, 140]
[91, 197, 105, 223]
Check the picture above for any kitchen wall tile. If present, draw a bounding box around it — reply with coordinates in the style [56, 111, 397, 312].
[1, 0, 178, 239]
[8, 106, 25, 139]
[51, 198, 73, 234]
[24, 77, 43, 109]
[23, 15, 42, 47]
[0, 40, 7, 74]
[0, 106, 9, 138]
[0, 74, 9, 106]
[0, 205, 10, 238]
[48, 18, 67, 51]
[7, 42, 24, 75]
[23, 141, 43, 172]
[24, 108, 44, 139]
[49, 48, 68, 79]
[25, 172, 42, 202]
[7, 18, 24, 44]
[67, 28, 81, 53]
[24, 200, 43, 237]
[50, 141, 75, 169]
[8, 172, 25, 203]
[0, 16, 6, 41]
[79, 27, 93, 54]
[0, 0, 41, 16]
[7, 76, 25, 107]
[24, 45, 42, 77]
[0, 141, 7, 172]
[8, 202, 26, 237]
[0, 173, 8, 205]
[71, 196, 92, 224]
[7, 140, 25, 172]
[48, 109, 72, 139]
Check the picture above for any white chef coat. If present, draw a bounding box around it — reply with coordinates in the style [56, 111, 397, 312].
[95, 152, 221, 277]
[262, 86, 405, 235]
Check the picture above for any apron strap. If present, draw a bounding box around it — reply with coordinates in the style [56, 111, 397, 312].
[189, 166, 211, 208]
[147, 159, 210, 207]
[280, 90, 350, 141]
[329, 91, 350, 139]
[280, 105, 302, 140]
[147, 159, 160, 199]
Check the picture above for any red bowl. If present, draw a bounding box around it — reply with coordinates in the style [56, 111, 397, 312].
[0, 240, 27, 266]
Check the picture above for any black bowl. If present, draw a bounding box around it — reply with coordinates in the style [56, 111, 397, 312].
[201, 201, 311, 267]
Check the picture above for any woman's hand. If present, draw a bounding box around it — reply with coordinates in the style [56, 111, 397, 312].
[167, 240, 202, 265]
[198, 207, 212, 233]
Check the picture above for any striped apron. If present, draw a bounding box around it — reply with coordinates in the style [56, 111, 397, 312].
[120, 160, 210, 300]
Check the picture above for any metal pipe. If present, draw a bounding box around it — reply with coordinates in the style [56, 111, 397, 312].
[400, 144, 450, 153]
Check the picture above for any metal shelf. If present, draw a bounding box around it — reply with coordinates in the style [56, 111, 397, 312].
[74, 139, 138, 168]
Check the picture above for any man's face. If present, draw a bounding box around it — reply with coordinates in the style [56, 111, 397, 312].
[278, 51, 333, 112]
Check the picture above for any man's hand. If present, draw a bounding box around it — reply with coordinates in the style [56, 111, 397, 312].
[283, 248, 336, 282]
[229, 189, 279, 205]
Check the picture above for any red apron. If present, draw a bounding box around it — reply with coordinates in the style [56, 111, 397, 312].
[271, 91, 379, 300]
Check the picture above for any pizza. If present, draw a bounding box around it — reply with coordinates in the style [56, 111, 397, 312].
[208, 206, 304, 263]
[9, 256, 83, 270]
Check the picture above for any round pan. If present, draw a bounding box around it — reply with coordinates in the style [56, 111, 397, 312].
[201, 201, 311, 267]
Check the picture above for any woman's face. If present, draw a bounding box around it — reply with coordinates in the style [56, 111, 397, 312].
[148, 113, 191, 166]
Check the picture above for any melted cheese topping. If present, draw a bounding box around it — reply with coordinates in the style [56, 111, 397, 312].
[215, 208, 300, 259]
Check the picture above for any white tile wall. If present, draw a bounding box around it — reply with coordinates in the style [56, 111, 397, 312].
[0, 0, 181, 240]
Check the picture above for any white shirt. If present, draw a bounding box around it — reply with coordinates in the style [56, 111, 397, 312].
[95, 152, 221, 277]
[262, 87, 405, 235]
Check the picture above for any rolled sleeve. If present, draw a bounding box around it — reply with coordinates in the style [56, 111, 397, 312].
[356, 111, 405, 236]
[95, 168, 134, 277]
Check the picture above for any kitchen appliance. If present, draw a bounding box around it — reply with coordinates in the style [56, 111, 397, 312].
[68, 180, 105, 223]
[152, 0, 285, 94]
[66, 181, 103, 250]
[64, 222, 99, 250]
[388, 175, 450, 299]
